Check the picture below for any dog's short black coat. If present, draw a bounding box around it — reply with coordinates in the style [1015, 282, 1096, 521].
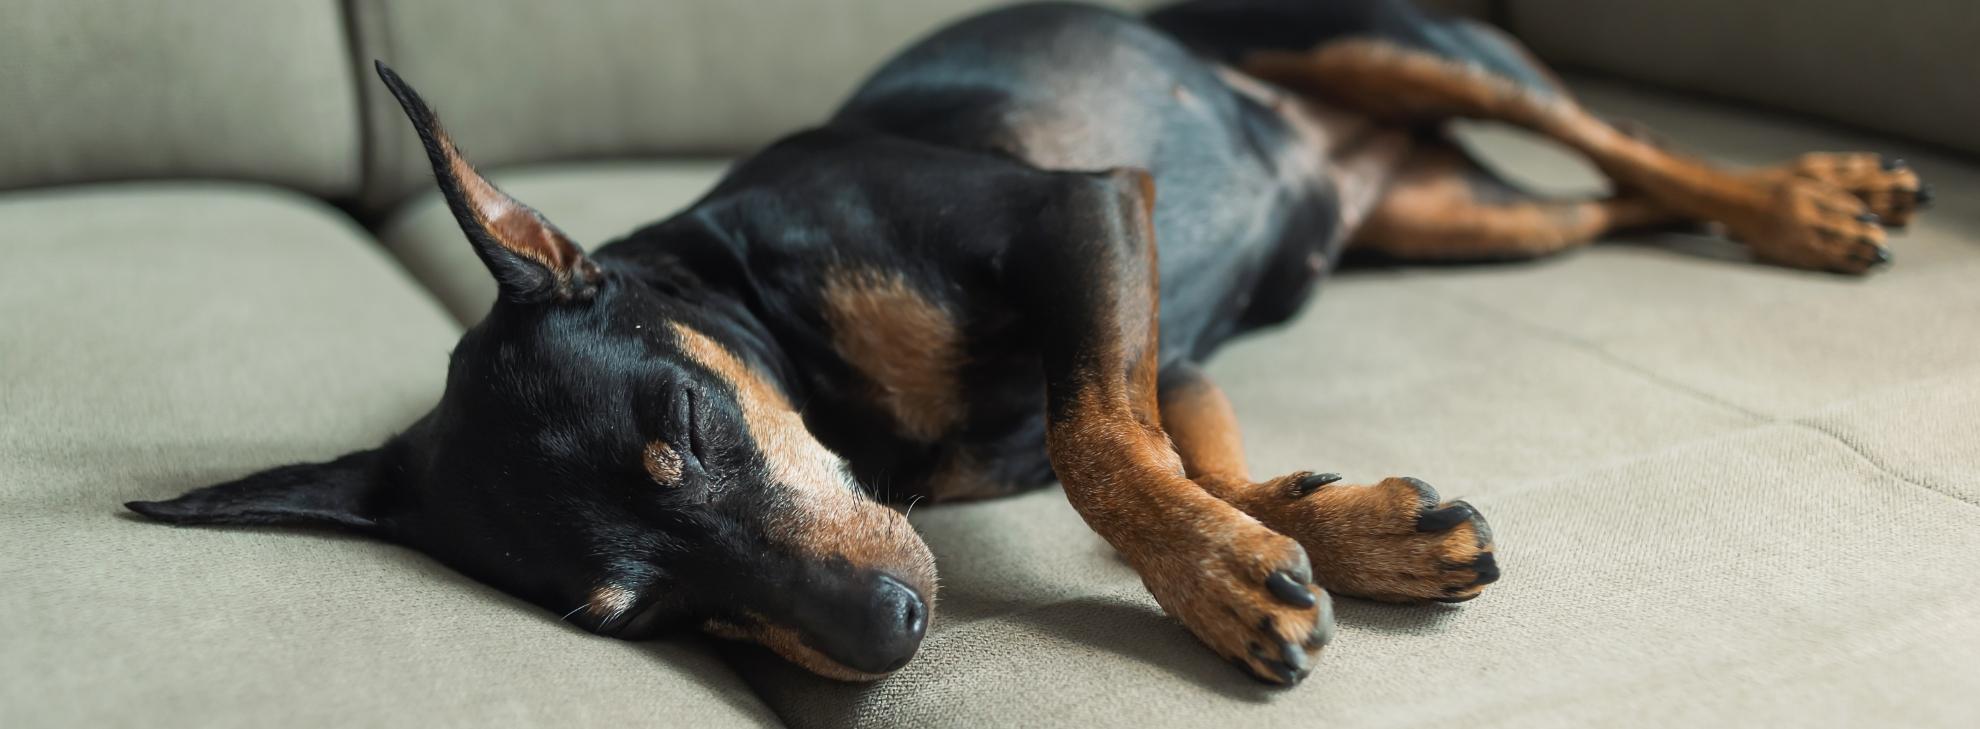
[647, 0, 1520, 494]
[126, 0, 1924, 685]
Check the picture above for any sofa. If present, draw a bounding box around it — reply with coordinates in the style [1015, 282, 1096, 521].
[6, 1, 1978, 727]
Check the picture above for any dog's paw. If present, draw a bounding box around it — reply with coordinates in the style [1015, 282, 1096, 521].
[1235, 474, 1498, 604]
[1775, 153, 1932, 228]
[1730, 178, 1891, 274]
[1125, 506, 1332, 686]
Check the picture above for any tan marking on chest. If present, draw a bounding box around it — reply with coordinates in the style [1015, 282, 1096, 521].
[819, 269, 966, 442]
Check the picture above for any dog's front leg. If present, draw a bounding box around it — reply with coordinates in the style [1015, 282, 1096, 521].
[1158, 365, 1499, 604]
[1009, 168, 1328, 685]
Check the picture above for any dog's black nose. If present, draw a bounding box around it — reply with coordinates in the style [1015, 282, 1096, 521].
[806, 574, 928, 674]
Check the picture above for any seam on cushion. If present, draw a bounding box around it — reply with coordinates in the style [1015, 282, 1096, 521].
[346, 0, 405, 222]
[1794, 420, 1980, 510]
[1405, 279, 1773, 422]
[340, 0, 380, 218]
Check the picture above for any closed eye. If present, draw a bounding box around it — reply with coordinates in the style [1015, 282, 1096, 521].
[679, 390, 711, 468]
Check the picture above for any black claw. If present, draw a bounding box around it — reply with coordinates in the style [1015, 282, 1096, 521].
[1469, 552, 1501, 586]
[1416, 501, 1476, 533]
[1873, 247, 1893, 264]
[1917, 184, 1934, 206]
[1856, 212, 1880, 223]
[1310, 604, 1337, 648]
[1466, 505, 1495, 546]
[1882, 156, 1906, 171]
[1280, 637, 1312, 674]
[1231, 655, 1287, 686]
[1266, 570, 1317, 608]
[1290, 472, 1342, 497]
[1397, 476, 1440, 510]
[1250, 645, 1302, 686]
[1434, 593, 1481, 604]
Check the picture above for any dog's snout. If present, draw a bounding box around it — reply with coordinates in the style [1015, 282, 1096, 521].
[805, 574, 928, 675]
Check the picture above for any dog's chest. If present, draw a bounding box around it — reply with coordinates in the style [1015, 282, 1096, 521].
[815, 267, 971, 443]
[801, 266, 1053, 501]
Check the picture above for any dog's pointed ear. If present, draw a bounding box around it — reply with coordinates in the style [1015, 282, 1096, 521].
[125, 449, 397, 534]
[374, 60, 602, 304]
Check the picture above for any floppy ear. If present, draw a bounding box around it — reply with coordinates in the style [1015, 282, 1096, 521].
[125, 449, 396, 535]
[374, 60, 602, 304]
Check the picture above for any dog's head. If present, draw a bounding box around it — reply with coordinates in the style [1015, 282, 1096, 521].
[125, 62, 936, 681]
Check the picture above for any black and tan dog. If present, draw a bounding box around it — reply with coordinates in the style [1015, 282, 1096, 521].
[129, 0, 1929, 685]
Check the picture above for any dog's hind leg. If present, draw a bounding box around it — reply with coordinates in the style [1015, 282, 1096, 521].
[1237, 23, 1925, 273]
[1158, 365, 1500, 603]
[1348, 135, 1677, 261]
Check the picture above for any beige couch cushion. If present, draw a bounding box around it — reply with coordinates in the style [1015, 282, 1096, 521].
[1510, 0, 1980, 155]
[0, 184, 778, 729]
[0, 1, 363, 198]
[350, 0, 1164, 214]
[374, 79, 1980, 726]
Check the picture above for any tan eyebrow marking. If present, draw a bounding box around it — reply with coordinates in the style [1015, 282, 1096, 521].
[819, 268, 966, 442]
[667, 323, 845, 496]
[643, 441, 684, 484]
[668, 322, 938, 594]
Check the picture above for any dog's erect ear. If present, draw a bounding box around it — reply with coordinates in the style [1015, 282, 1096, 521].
[374, 61, 601, 304]
[125, 449, 396, 535]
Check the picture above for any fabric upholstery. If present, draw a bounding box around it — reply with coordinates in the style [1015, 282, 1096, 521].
[375, 79, 1980, 727]
[348, 0, 1163, 214]
[0, 184, 778, 729]
[1509, 0, 1980, 155]
[0, 1, 362, 198]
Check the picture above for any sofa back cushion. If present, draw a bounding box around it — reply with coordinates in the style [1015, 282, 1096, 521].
[351, 0, 1166, 214]
[0, 0, 362, 198]
[1510, 0, 1980, 155]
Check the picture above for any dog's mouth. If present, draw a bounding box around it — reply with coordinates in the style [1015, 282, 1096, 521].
[703, 597, 929, 682]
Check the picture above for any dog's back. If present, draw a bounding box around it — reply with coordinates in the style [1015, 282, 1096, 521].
[832, 3, 1346, 355]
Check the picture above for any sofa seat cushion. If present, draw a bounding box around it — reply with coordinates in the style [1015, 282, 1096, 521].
[374, 79, 1980, 726]
[0, 183, 778, 729]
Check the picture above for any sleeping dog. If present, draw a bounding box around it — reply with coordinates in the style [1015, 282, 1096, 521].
[128, 0, 1929, 685]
